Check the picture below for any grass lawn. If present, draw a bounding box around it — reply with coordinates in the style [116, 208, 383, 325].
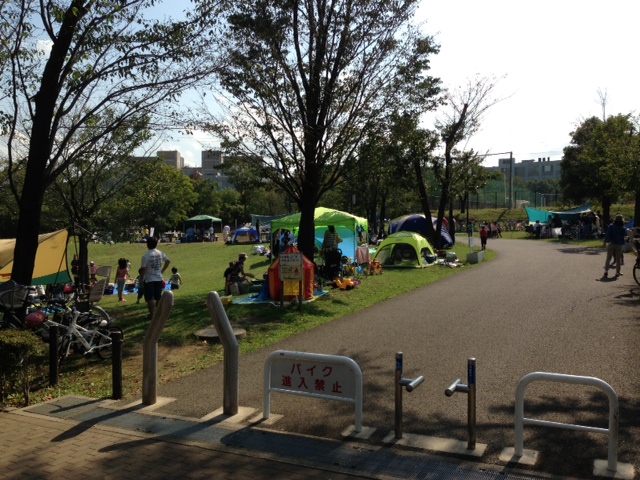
[9, 232, 606, 406]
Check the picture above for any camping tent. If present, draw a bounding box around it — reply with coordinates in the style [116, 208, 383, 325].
[268, 245, 315, 301]
[525, 205, 591, 224]
[184, 215, 222, 232]
[232, 226, 261, 244]
[271, 207, 368, 260]
[373, 231, 435, 268]
[0, 229, 71, 285]
[388, 214, 454, 247]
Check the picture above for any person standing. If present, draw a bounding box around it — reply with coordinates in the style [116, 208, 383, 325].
[169, 267, 182, 290]
[115, 258, 129, 302]
[256, 219, 262, 242]
[71, 254, 80, 286]
[480, 225, 488, 250]
[602, 214, 626, 279]
[322, 225, 342, 253]
[223, 224, 231, 243]
[141, 237, 170, 319]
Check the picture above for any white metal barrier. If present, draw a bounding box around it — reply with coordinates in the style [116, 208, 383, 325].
[515, 372, 619, 474]
[264, 350, 363, 432]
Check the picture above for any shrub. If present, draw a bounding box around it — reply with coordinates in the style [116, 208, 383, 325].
[0, 330, 46, 406]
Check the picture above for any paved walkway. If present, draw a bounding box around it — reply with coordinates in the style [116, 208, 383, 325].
[0, 406, 362, 479]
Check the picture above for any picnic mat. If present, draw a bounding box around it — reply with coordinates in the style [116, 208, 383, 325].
[233, 290, 329, 305]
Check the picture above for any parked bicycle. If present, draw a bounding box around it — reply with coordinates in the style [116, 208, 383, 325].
[45, 307, 122, 362]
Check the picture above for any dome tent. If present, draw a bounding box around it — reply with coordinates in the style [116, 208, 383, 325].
[389, 213, 454, 247]
[232, 226, 261, 244]
[373, 231, 435, 268]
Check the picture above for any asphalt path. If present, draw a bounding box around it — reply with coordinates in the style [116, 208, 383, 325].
[155, 237, 639, 478]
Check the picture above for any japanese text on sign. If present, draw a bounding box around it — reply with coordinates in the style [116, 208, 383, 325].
[269, 357, 355, 399]
[279, 253, 303, 281]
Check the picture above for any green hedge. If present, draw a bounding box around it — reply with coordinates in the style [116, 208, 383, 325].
[0, 330, 46, 406]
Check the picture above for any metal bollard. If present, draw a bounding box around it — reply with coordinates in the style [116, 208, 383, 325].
[445, 357, 477, 450]
[395, 352, 425, 439]
[111, 330, 123, 400]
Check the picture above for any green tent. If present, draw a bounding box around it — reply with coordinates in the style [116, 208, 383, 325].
[373, 231, 435, 268]
[271, 207, 368, 260]
[184, 215, 223, 232]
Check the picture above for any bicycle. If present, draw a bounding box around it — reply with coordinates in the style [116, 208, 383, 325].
[46, 308, 122, 362]
[633, 254, 640, 286]
[0, 284, 39, 330]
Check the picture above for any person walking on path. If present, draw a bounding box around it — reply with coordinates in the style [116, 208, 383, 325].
[480, 225, 488, 250]
[603, 214, 626, 279]
[141, 237, 170, 319]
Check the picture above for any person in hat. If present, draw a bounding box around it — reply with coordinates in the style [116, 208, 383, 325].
[228, 253, 255, 284]
[603, 214, 626, 279]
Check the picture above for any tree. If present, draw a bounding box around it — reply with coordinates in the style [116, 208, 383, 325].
[209, 0, 440, 261]
[429, 75, 504, 247]
[41, 113, 153, 285]
[561, 115, 637, 224]
[113, 161, 198, 235]
[1, 0, 222, 285]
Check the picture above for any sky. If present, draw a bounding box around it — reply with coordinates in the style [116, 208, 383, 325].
[154, 1, 640, 168]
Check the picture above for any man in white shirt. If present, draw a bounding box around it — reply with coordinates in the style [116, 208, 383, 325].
[141, 237, 170, 319]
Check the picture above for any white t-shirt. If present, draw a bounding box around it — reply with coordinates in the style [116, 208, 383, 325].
[141, 249, 169, 282]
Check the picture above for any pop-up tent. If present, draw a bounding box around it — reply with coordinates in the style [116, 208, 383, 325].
[271, 207, 368, 260]
[184, 215, 222, 232]
[373, 231, 435, 268]
[525, 204, 591, 224]
[389, 214, 454, 247]
[233, 226, 261, 244]
[0, 229, 71, 285]
[268, 245, 315, 301]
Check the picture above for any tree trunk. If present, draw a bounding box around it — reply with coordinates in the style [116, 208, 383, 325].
[11, 160, 47, 286]
[413, 159, 435, 244]
[10, 1, 87, 286]
[297, 190, 317, 263]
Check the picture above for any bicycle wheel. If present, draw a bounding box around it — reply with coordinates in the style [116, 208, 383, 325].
[92, 305, 111, 326]
[95, 326, 122, 360]
[634, 258, 640, 286]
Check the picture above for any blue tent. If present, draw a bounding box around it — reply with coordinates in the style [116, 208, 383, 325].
[232, 227, 261, 244]
[388, 214, 454, 247]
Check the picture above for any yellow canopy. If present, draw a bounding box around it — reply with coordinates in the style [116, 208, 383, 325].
[0, 229, 71, 285]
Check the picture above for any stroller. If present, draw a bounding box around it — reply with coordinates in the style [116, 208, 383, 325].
[320, 248, 343, 281]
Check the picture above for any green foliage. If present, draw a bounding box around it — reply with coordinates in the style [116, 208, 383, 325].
[0, 329, 45, 406]
[2, 0, 224, 285]
[212, 0, 440, 261]
[114, 162, 198, 234]
[561, 114, 639, 222]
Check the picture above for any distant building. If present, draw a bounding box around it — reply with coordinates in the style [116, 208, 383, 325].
[132, 149, 247, 190]
[157, 150, 184, 169]
[201, 150, 232, 189]
[487, 157, 562, 182]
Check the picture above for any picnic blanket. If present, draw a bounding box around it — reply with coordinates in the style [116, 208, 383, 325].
[234, 290, 329, 305]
